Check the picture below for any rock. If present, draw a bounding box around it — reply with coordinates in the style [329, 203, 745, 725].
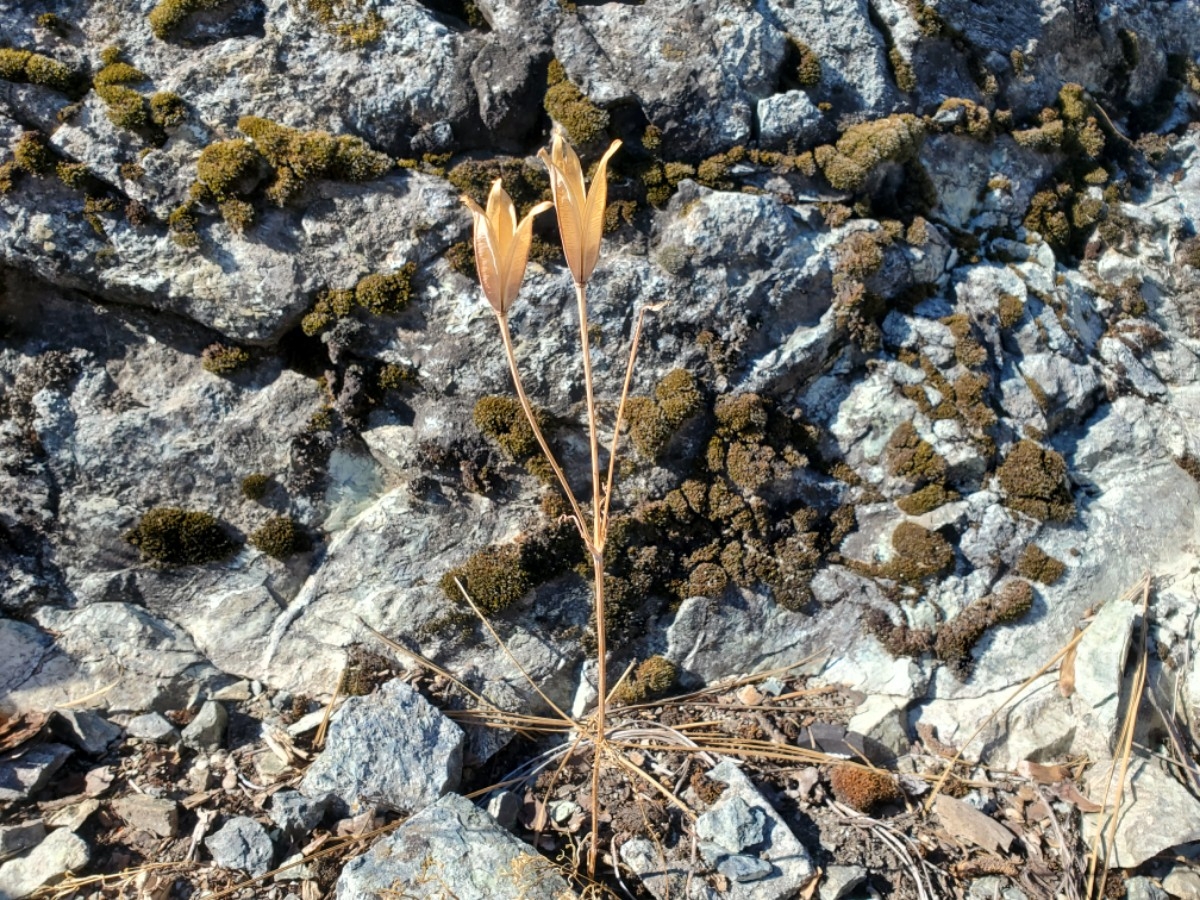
[967, 876, 1028, 900]
[125, 713, 180, 744]
[205, 816, 275, 878]
[300, 680, 464, 814]
[0, 744, 73, 802]
[757, 91, 823, 150]
[820, 865, 868, 900]
[0, 828, 90, 898]
[51, 709, 122, 756]
[695, 796, 767, 854]
[0, 820, 45, 858]
[336, 793, 578, 899]
[935, 795, 1016, 855]
[111, 795, 180, 839]
[1072, 599, 1139, 753]
[270, 790, 330, 839]
[847, 695, 910, 760]
[486, 790, 521, 831]
[181, 701, 228, 753]
[1125, 877, 1168, 900]
[45, 799, 100, 832]
[1163, 865, 1200, 899]
[624, 760, 813, 900]
[1083, 756, 1200, 868]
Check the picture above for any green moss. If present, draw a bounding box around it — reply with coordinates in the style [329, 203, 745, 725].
[626, 370, 701, 459]
[934, 99, 992, 140]
[655, 369, 701, 426]
[474, 395, 548, 459]
[378, 363, 418, 391]
[885, 421, 947, 485]
[886, 522, 954, 583]
[219, 198, 255, 232]
[0, 161, 15, 194]
[544, 58, 609, 145]
[714, 393, 769, 440]
[250, 515, 304, 559]
[935, 580, 1034, 675]
[611, 656, 678, 706]
[302, 0, 386, 48]
[149, 91, 187, 128]
[998, 292, 1024, 328]
[1014, 543, 1065, 585]
[355, 263, 416, 314]
[237, 116, 391, 205]
[55, 162, 92, 190]
[791, 38, 821, 86]
[13, 132, 54, 175]
[0, 48, 79, 94]
[1024, 189, 1071, 251]
[813, 114, 925, 192]
[896, 483, 957, 515]
[889, 48, 917, 92]
[686, 561, 729, 598]
[864, 607, 933, 657]
[835, 231, 886, 279]
[301, 288, 354, 336]
[125, 507, 239, 565]
[1012, 119, 1064, 151]
[148, 0, 228, 40]
[37, 13, 66, 33]
[445, 240, 476, 277]
[942, 314, 987, 368]
[241, 473, 271, 500]
[447, 157, 549, 213]
[442, 521, 579, 614]
[200, 342, 251, 375]
[996, 439, 1074, 522]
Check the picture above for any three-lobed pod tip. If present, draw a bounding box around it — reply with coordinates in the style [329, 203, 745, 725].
[460, 131, 622, 315]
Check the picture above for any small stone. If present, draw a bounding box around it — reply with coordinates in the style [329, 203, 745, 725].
[1125, 876, 1168, 900]
[0, 820, 45, 857]
[112, 794, 180, 838]
[182, 701, 228, 753]
[270, 790, 330, 838]
[52, 710, 122, 756]
[126, 712, 179, 744]
[273, 851, 314, 882]
[718, 854, 774, 883]
[45, 799, 100, 831]
[0, 828, 90, 898]
[695, 795, 766, 853]
[1163, 865, 1200, 898]
[820, 865, 867, 900]
[967, 876, 1028, 900]
[205, 816, 275, 877]
[300, 680, 463, 814]
[0, 744, 73, 802]
[213, 681, 253, 702]
[486, 791, 520, 830]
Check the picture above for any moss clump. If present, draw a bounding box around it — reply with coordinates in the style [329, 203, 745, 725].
[828, 764, 902, 812]
[0, 161, 15, 194]
[445, 241, 476, 277]
[447, 157, 549, 214]
[835, 231, 886, 279]
[125, 507, 238, 565]
[864, 607, 934, 657]
[201, 342, 250, 375]
[714, 393, 769, 440]
[149, 91, 187, 128]
[686, 561, 729, 598]
[885, 422, 947, 485]
[942, 314, 987, 368]
[1012, 119, 1064, 151]
[627, 369, 701, 459]
[998, 292, 1023, 328]
[148, 0, 228, 39]
[813, 114, 925, 192]
[611, 656, 678, 706]
[934, 99, 992, 139]
[378, 363, 418, 391]
[474, 395, 549, 460]
[300, 288, 354, 336]
[790, 38, 821, 86]
[1024, 189, 1071, 250]
[886, 522, 954, 583]
[168, 200, 200, 247]
[302, 0, 386, 48]
[896, 483, 957, 516]
[996, 440, 1074, 522]
[13, 132, 54, 175]
[93, 60, 154, 132]
[935, 580, 1034, 676]
[197, 139, 264, 198]
[0, 48, 79, 94]
[889, 48, 917, 92]
[1014, 544, 1065, 585]
[237, 116, 391, 205]
[241, 473, 271, 501]
[250, 515, 304, 559]
[544, 59, 609, 145]
[55, 162, 92, 190]
[355, 263, 416, 315]
[442, 521, 579, 614]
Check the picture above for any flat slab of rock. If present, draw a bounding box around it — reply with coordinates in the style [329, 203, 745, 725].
[622, 760, 815, 900]
[301, 680, 464, 814]
[0, 820, 45, 857]
[52, 709, 122, 756]
[336, 792, 578, 899]
[1083, 756, 1200, 868]
[0, 744, 73, 802]
[112, 795, 180, 839]
[0, 828, 90, 898]
[126, 712, 179, 744]
[205, 816, 274, 877]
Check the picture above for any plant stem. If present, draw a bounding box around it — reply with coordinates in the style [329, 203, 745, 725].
[575, 282, 603, 547]
[496, 313, 591, 550]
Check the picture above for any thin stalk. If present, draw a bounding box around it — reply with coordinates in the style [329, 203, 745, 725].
[589, 549, 608, 877]
[601, 302, 663, 534]
[496, 313, 592, 552]
[575, 281, 603, 548]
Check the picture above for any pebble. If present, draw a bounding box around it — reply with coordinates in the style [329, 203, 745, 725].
[126, 712, 180, 744]
[112, 795, 180, 838]
[181, 701, 228, 753]
[205, 816, 275, 877]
